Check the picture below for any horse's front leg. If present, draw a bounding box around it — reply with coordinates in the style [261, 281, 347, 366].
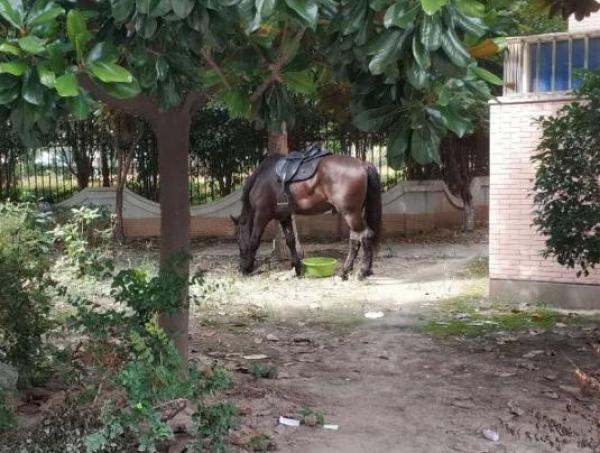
[280, 217, 302, 276]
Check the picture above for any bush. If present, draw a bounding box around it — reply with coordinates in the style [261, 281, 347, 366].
[532, 70, 600, 276]
[0, 203, 57, 385]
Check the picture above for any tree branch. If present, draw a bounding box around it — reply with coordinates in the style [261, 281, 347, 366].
[200, 48, 231, 90]
[78, 73, 158, 123]
[182, 90, 209, 114]
[249, 28, 306, 103]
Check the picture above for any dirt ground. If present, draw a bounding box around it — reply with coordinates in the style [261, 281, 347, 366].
[185, 231, 600, 453]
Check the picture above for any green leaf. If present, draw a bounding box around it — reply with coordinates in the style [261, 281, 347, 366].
[420, 13, 442, 50]
[412, 34, 430, 69]
[453, 8, 486, 37]
[136, 0, 172, 17]
[0, 42, 21, 56]
[68, 93, 90, 119]
[471, 65, 502, 85]
[368, 28, 411, 75]
[441, 28, 470, 67]
[26, 1, 65, 28]
[97, 79, 141, 99]
[67, 10, 90, 62]
[283, 70, 316, 95]
[22, 70, 45, 106]
[283, 0, 318, 29]
[383, 2, 418, 28]
[454, 0, 485, 18]
[0, 86, 18, 104]
[221, 88, 251, 118]
[0, 0, 24, 29]
[353, 105, 399, 132]
[0, 61, 26, 76]
[0, 74, 19, 104]
[406, 61, 428, 88]
[89, 62, 133, 83]
[439, 105, 471, 137]
[111, 0, 134, 22]
[387, 122, 410, 170]
[86, 42, 119, 65]
[172, 0, 194, 18]
[135, 15, 158, 39]
[410, 124, 441, 165]
[17, 36, 46, 55]
[420, 0, 448, 15]
[55, 73, 79, 97]
[37, 63, 55, 88]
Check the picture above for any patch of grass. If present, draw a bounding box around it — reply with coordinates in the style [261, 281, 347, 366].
[249, 362, 278, 380]
[464, 256, 489, 278]
[298, 405, 325, 427]
[423, 286, 562, 337]
[248, 434, 273, 452]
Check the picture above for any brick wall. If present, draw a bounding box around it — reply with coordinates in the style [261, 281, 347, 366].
[489, 96, 600, 286]
[569, 11, 600, 32]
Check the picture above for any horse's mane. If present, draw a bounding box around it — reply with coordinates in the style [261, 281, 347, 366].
[240, 155, 279, 220]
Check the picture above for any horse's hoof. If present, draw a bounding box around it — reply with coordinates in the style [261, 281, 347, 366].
[339, 272, 349, 281]
[358, 269, 373, 280]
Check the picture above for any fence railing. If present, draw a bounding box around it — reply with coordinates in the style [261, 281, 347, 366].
[0, 111, 489, 205]
[504, 31, 600, 96]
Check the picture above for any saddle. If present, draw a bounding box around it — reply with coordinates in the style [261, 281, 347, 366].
[274, 144, 331, 185]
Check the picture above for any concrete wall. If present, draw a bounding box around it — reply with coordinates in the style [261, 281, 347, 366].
[58, 177, 489, 240]
[489, 95, 600, 308]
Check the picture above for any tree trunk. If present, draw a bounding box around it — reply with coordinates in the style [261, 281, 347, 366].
[267, 123, 303, 260]
[268, 123, 289, 155]
[101, 144, 111, 187]
[154, 113, 192, 358]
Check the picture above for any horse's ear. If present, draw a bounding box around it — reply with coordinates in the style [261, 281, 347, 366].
[230, 214, 239, 225]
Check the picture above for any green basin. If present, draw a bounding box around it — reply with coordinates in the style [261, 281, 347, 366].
[302, 256, 338, 278]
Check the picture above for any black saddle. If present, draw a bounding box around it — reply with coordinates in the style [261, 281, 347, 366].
[274, 144, 331, 185]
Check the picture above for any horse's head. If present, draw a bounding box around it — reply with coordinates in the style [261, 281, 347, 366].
[231, 213, 255, 275]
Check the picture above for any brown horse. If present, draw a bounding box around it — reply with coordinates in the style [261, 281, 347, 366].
[231, 153, 382, 279]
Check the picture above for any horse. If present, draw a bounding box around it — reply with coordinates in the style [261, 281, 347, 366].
[231, 149, 383, 279]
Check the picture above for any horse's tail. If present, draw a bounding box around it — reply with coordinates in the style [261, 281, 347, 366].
[364, 162, 383, 249]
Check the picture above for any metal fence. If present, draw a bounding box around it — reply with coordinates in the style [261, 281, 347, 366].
[0, 108, 488, 205]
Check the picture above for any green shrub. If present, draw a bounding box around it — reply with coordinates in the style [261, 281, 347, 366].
[0, 202, 57, 385]
[533, 70, 600, 276]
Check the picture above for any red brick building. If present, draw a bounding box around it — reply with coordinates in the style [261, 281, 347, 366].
[490, 13, 600, 308]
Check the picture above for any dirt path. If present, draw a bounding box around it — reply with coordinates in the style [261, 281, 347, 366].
[188, 235, 600, 453]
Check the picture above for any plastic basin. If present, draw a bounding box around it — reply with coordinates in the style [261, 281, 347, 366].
[302, 256, 338, 278]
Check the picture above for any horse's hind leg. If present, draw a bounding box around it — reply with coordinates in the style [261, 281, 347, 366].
[341, 238, 360, 280]
[280, 217, 302, 276]
[359, 229, 375, 279]
[340, 212, 365, 280]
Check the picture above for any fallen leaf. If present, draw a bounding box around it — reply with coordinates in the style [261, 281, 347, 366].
[507, 400, 524, 416]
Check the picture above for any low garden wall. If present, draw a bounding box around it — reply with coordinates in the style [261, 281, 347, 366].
[58, 177, 489, 240]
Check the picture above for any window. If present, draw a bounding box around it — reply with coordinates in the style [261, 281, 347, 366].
[527, 37, 600, 93]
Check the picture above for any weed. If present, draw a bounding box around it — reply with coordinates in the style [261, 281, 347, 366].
[248, 433, 273, 452]
[465, 256, 489, 278]
[422, 286, 562, 337]
[0, 390, 15, 433]
[189, 402, 239, 453]
[249, 362, 278, 380]
[298, 405, 325, 427]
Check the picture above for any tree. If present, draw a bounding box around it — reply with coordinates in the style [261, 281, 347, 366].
[0, 0, 503, 354]
[0, 0, 236, 356]
[535, 0, 600, 20]
[532, 70, 600, 277]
